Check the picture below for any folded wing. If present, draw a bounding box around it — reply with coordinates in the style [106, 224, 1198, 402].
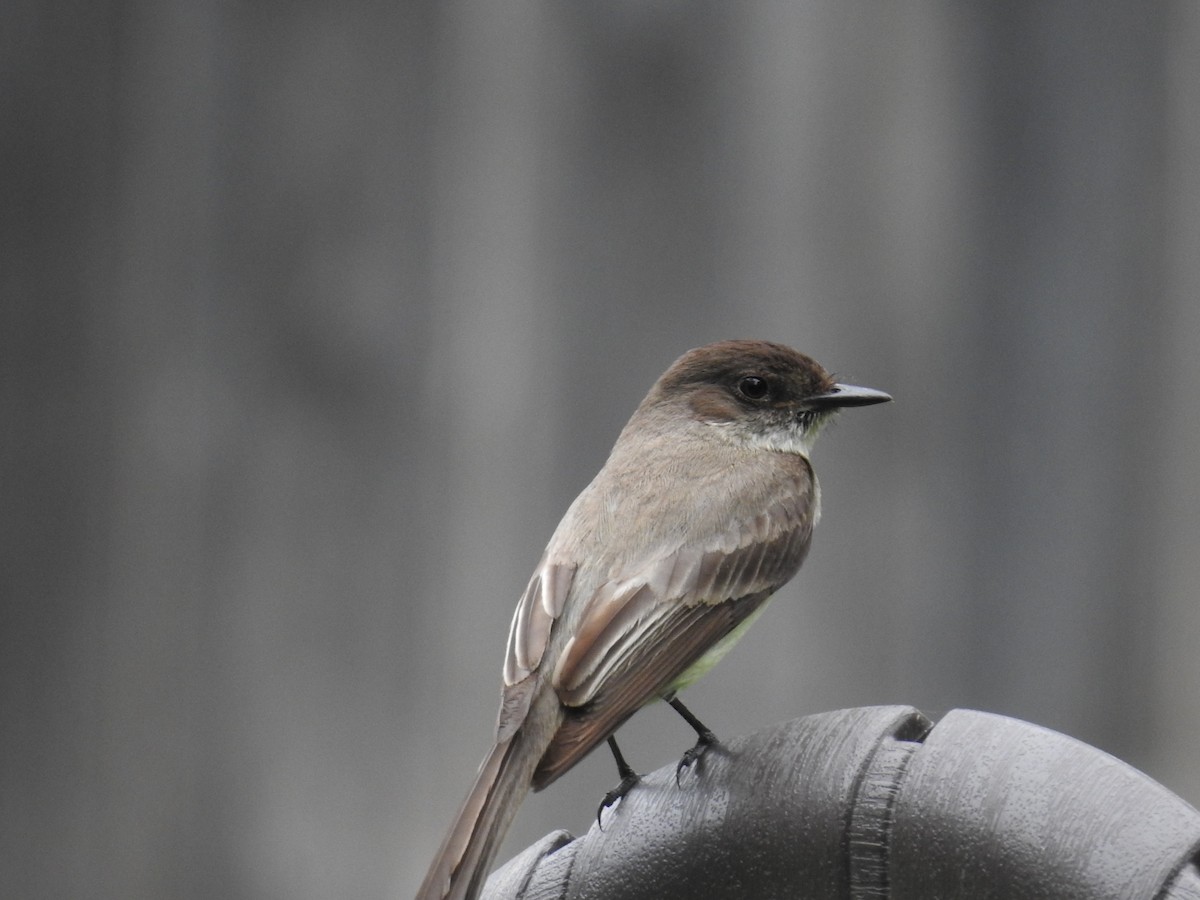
[532, 491, 814, 789]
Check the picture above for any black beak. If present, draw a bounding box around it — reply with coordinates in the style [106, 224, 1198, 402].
[805, 383, 892, 410]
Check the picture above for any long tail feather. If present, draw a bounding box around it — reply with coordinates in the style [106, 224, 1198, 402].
[416, 734, 537, 900]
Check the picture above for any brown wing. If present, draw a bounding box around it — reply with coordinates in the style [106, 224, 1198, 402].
[531, 493, 814, 789]
[497, 559, 576, 742]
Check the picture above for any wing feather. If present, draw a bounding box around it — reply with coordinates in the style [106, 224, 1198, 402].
[531, 589, 772, 789]
[503, 560, 576, 686]
[551, 493, 812, 706]
[500, 451, 816, 785]
[530, 489, 814, 788]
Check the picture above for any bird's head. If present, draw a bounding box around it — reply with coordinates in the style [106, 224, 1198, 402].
[645, 339, 891, 457]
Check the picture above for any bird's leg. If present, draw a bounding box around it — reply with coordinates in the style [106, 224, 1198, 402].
[668, 696, 718, 783]
[596, 735, 641, 827]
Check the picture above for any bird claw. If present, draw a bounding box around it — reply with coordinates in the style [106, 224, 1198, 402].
[596, 773, 641, 829]
[675, 731, 717, 785]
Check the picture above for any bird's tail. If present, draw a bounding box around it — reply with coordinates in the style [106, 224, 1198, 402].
[416, 734, 537, 900]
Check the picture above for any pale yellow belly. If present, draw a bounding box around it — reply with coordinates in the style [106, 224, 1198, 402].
[663, 598, 773, 696]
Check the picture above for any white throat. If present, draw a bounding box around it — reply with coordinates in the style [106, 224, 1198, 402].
[704, 418, 818, 458]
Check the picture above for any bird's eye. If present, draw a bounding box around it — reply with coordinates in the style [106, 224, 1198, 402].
[737, 376, 769, 401]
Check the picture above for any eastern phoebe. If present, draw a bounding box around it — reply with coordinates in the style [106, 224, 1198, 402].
[417, 340, 890, 900]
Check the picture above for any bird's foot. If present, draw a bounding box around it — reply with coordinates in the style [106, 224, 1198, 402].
[596, 771, 641, 828]
[675, 729, 717, 785]
[597, 735, 641, 828]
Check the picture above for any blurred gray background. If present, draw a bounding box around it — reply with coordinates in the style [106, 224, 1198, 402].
[4, 3, 1199, 898]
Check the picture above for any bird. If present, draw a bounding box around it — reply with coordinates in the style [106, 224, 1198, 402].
[416, 339, 891, 900]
